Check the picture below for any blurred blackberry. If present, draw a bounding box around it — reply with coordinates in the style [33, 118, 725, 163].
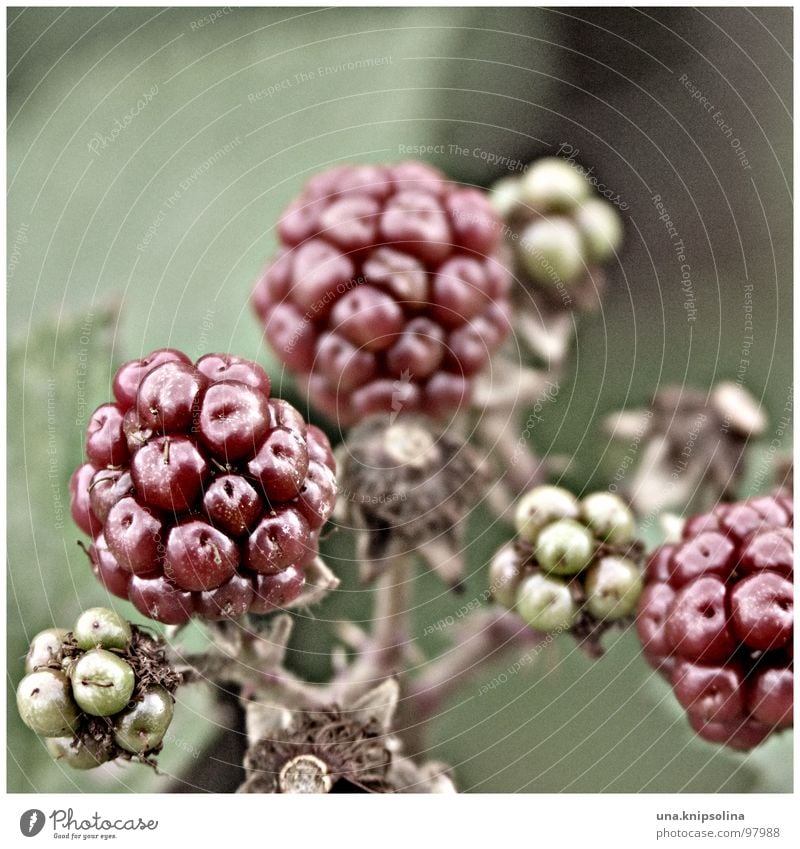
[490, 157, 623, 313]
[252, 162, 512, 425]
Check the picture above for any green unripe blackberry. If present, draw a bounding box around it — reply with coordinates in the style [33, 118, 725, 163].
[520, 218, 584, 287]
[576, 198, 624, 264]
[584, 556, 643, 621]
[70, 650, 135, 717]
[113, 685, 174, 754]
[519, 157, 590, 211]
[580, 492, 635, 545]
[16, 670, 80, 737]
[516, 573, 576, 632]
[25, 628, 68, 673]
[488, 543, 523, 609]
[514, 485, 580, 545]
[535, 518, 595, 575]
[46, 736, 111, 770]
[73, 607, 132, 651]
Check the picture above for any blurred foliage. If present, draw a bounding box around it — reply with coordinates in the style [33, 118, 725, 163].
[7, 6, 792, 792]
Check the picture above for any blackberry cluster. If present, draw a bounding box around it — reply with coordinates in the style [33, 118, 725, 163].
[637, 495, 794, 751]
[491, 486, 644, 655]
[70, 349, 336, 624]
[16, 608, 178, 768]
[251, 161, 512, 425]
[490, 157, 622, 310]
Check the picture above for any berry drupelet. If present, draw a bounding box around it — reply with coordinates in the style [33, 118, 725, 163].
[16, 608, 179, 768]
[251, 162, 512, 425]
[490, 157, 623, 312]
[70, 349, 336, 624]
[490, 486, 644, 655]
[637, 495, 793, 751]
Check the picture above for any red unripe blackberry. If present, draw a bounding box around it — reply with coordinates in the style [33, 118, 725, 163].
[637, 494, 794, 750]
[70, 350, 336, 623]
[252, 161, 512, 425]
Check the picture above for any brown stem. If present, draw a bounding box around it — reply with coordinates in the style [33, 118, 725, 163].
[331, 553, 415, 702]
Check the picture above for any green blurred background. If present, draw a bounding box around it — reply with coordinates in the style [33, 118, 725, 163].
[7, 6, 792, 792]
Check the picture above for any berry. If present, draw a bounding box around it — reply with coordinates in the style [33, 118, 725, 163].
[165, 520, 239, 591]
[580, 492, 635, 545]
[516, 573, 576, 632]
[195, 572, 254, 620]
[70, 350, 336, 623]
[198, 380, 271, 461]
[46, 736, 111, 770]
[70, 649, 135, 717]
[70, 463, 101, 538]
[128, 574, 195, 626]
[130, 436, 208, 513]
[246, 508, 311, 575]
[519, 157, 590, 211]
[637, 494, 794, 749]
[250, 565, 306, 614]
[25, 628, 68, 674]
[490, 156, 622, 309]
[252, 162, 511, 424]
[104, 497, 164, 575]
[73, 607, 131, 651]
[584, 556, 642, 621]
[248, 427, 308, 501]
[89, 469, 134, 523]
[89, 535, 131, 600]
[514, 485, 579, 545]
[496, 486, 645, 654]
[112, 348, 190, 408]
[113, 685, 174, 754]
[488, 543, 523, 609]
[16, 670, 80, 737]
[85, 404, 129, 467]
[535, 518, 595, 576]
[729, 572, 792, 651]
[520, 218, 585, 287]
[203, 474, 263, 537]
[135, 361, 207, 432]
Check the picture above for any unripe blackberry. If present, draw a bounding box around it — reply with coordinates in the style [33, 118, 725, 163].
[17, 610, 181, 768]
[69, 349, 336, 623]
[491, 486, 644, 655]
[17, 670, 81, 737]
[25, 628, 69, 674]
[70, 650, 135, 716]
[252, 162, 512, 425]
[73, 607, 131, 651]
[113, 685, 174, 754]
[637, 494, 793, 750]
[490, 157, 623, 311]
[46, 736, 111, 770]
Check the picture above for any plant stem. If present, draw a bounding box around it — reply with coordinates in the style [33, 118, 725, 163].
[332, 553, 415, 701]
